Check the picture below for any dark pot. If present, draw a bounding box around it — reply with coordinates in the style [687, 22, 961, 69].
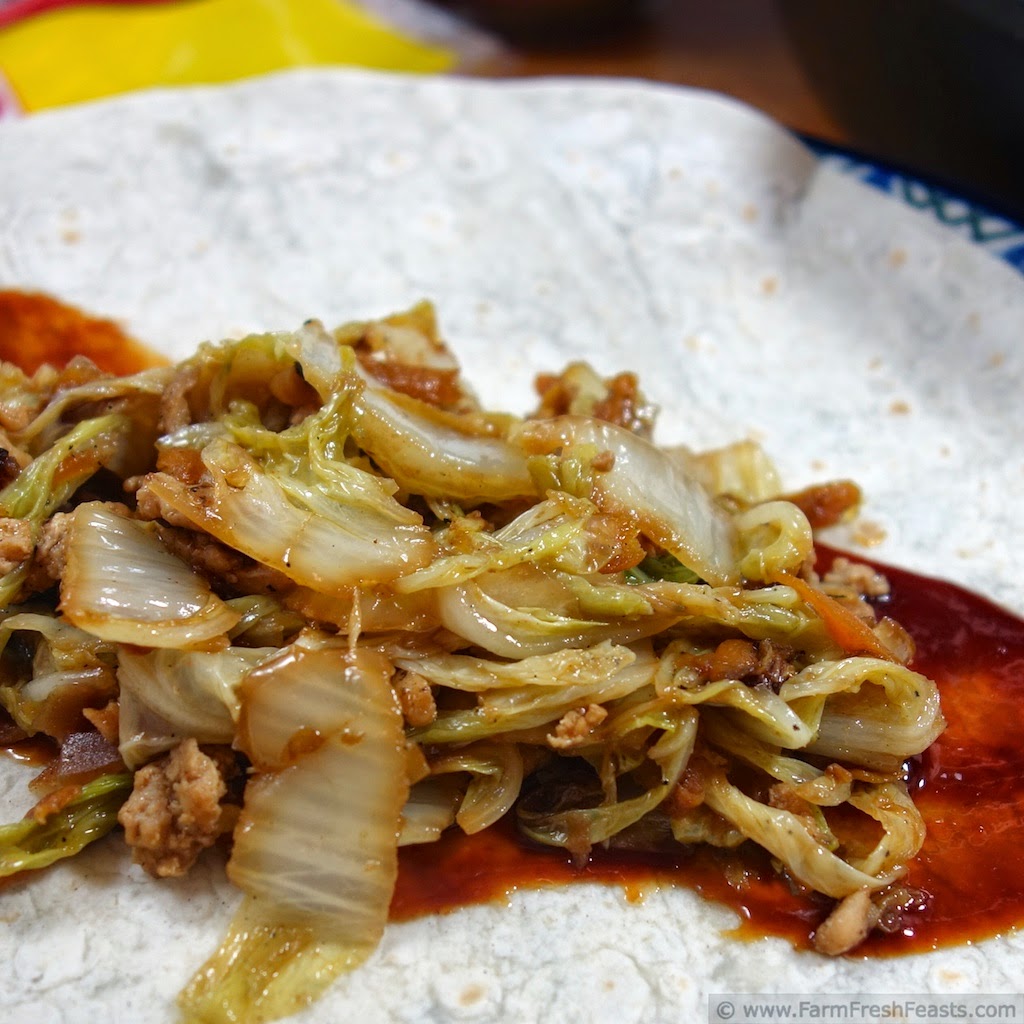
[428, 0, 646, 44]
[778, 0, 1024, 216]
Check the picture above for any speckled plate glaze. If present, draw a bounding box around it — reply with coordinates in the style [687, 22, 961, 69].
[0, 69, 1022, 1024]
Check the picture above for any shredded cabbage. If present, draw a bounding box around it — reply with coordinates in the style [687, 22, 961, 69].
[60, 503, 241, 648]
[117, 645, 276, 768]
[0, 772, 132, 876]
[0, 302, 947, 1022]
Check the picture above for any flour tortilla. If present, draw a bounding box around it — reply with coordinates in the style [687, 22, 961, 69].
[0, 70, 1021, 1023]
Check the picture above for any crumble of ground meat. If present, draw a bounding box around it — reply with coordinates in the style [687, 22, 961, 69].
[548, 703, 608, 749]
[823, 556, 890, 598]
[155, 523, 292, 596]
[532, 363, 656, 437]
[131, 476, 198, 529]
[118, 738, 228, 878]
[33, 511, 70, 579]
[591, 371, 654, 436]
[0, 516, 33, 575]
[812, 556, 890, 626]
[394, 670, 437, 728]
[750, 639, 797, 690]
[665, 764, 706, 814]
[159, 363, 200, 434]
[684, 638, 797, 692]
[22, 506, 138, 599]
[812, 888, 879, 956]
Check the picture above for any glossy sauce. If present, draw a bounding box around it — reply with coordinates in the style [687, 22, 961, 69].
[868, 552, 1024, 953]
[3, 291, 1023, 954]
[0, 290, 164, 374]
[0, 734, 57, 766]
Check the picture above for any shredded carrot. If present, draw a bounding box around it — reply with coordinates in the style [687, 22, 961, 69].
[772, 570, 897, 662]
[29, 782, 83, 824]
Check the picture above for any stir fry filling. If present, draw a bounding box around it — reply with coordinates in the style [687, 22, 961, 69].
[0, 302, 944, 1023]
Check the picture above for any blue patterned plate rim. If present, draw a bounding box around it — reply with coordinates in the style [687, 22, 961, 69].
[802, 136, 1024, 275]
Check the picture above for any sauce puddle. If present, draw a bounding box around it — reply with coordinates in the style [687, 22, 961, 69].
[0, 290, 165, 374]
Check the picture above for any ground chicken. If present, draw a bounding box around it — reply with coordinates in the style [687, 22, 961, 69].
[812, 888, 880, 956]
[548, 703, 608, 749]
[394, 670, 436, 728]
[130, 476, 198, 529]
[750, 639, 797, 690]
[815, 556, 891, 626]
[823, 556, 890, 598]
[23, 506, 134, 599]
[532, 363, 656, 437]
[159, 363, 199, 434]
[0, 516, 33, 575]
[683, 638, 796, 692]
[33, 511, 70, 579]
[155, 523, 292, 596]
[118, 738, 227, 878]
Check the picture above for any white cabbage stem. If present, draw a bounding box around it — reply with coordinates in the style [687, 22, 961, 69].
[144, 439, 434, 592]
[516, 416, 738, 586]
[231, 639, 407, 934]
[350, 382, 537, 503]
[60, 502, 239, 648]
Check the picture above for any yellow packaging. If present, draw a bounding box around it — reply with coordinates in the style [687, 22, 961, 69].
[0, 0, 454, 112]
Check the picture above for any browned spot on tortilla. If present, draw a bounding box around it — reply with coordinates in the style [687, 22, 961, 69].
[459, 985, 485, 1007]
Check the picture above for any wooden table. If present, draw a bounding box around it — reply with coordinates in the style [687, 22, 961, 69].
[458, 0, 1022, 218]
[480, 3, 840, 142]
